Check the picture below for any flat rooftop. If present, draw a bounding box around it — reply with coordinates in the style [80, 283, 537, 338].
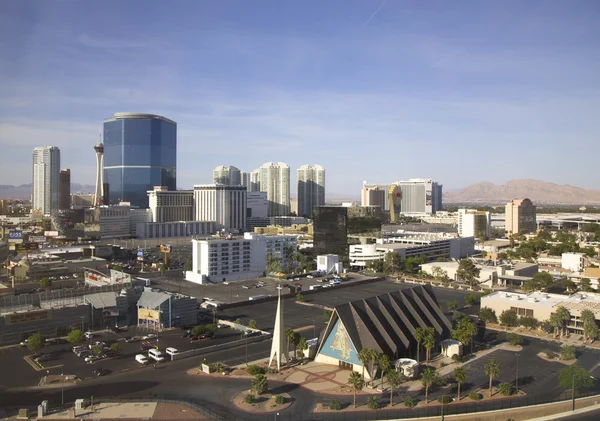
[483, 291, 600, 315]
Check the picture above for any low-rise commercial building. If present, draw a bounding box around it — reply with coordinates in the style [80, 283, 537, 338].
[421, 261, 538, 287]
[562, 252, 586, 273]
[135, 220, 216, 239]
[481, 291, 600, 335]
[136, 289, 198, 330]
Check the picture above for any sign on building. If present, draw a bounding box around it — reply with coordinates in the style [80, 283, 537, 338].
[4, 310, 52, 325]
[110, 270, 132, 284]
[137, 249, 144, 261]
[44, 231, 59, 237]
[29, 236, 47, 243]
[8, 230, 23, 244]
[160, 244, 172, 254]
[138, 308, 160, 322]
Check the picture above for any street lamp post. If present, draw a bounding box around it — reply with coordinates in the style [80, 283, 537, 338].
[80, 316, 84, 332]
[515, 353, 520, 394]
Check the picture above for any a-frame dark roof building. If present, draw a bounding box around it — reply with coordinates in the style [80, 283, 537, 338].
[315, 285, 451, 377]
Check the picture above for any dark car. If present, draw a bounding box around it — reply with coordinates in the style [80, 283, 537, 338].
[125, 336, 140, 343]
[33, 353, 53, 362]
[140, 344, 153, 351]
[92, 368, 110, 376]
[189, 336, 199, 341]
[199, 332, 214, 339]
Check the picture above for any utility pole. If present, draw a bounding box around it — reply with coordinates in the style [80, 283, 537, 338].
[515, 353, 520, 394]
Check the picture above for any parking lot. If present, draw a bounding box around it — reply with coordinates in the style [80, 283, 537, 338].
[0, 324, 248, 388]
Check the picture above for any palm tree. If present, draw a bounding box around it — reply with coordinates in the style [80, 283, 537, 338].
[549, 312, 563, 338]
[415, 327, 426, 363]
[368, 349, 381, 385]
[285, 328, 294, 359]
[555, 306, 571, 337]
[484, 360, 500, 398]
[420, 367, 437, 403]
[387, 369, 402, 407]
[348, 371, 365, 408]
[358, 348, 371, 381]
[378, 354, 392, 389]
[423, 328, 436, 364]
[581, 309, 598, 342]
[453, 366, 467, 401]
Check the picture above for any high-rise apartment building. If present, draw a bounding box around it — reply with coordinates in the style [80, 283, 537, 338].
[213, 165, 241, 186]
[255, 162, 290, 217]
[147, 186, 194, 223]
[32, 146, 60, 215]
[458, 208, 491, 239]
[505, 199, 537, 235]
[297, 164, 325, 217]
[194, 184, 247, 232]
[250, 170, 261, 192]
[103, 113, 177, 208]
[361, 178, 443, 215]
[59, 169, 71, 210]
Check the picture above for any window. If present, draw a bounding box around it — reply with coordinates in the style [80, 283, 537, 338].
[510, 306, 533, 317]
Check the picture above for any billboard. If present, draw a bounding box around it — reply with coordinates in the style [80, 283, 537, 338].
[160, 244, 172, 254]
[16, 243, 40, 251]
[8, 230, 23, 244]
[29, 236, 47, 243]
[4, 310, 52, 325]
[137, 249, 144, 261]
[110, 270, 132, 284]
[44, 231, 59, 237]
[138, 308, 160, 322]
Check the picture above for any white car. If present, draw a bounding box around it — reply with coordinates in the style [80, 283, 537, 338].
[142, 334, 157, 340]
[330, 279, 341, 286]
[135, 354, 149, 364]
[84, 331, 94, 339]
[307, 275, 313, 278]
[148, 349, 165, 362]
[85, 355, 100, 362]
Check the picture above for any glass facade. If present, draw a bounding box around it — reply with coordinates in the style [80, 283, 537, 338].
[103, 114, 176, 208]
[313, 206, 348, 258]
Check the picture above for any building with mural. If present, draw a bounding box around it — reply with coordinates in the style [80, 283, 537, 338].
[314, 285, 451, 380]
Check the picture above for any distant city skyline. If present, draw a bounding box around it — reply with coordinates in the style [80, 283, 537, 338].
[1, 1, 599, 193]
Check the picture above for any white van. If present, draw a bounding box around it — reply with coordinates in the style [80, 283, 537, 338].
[309, 285, 322, 291]
[165, 347, 179, 357]
[148, 348, 165, 362]
[135, 354, 149, 364]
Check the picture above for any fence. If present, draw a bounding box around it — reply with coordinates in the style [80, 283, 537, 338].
[42, 390, 600, 421]
[171, 332, 271, 361]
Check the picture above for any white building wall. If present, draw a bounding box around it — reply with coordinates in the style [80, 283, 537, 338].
[258, 162, 290, 217]
[99, 206, 130, 238]
[194, 185, 247, 232]
[317, 254, 339, 273]
[130, 208, 153, 235]
[562, 253, 586, 272]
[247, 192, 268, 218]
[148, 190, 194, 223]
[32, 146, 60, 215]
[297, 164, 325, 217]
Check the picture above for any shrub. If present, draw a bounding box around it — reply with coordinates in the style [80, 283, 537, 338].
[465, 294, 480, 306]
[109, 343, 121, 353]
[243, 394, 256, 404]
[247, 365, 266, 376]
[234, 318, 242, 325]
[438, 395, 453, 404]
[440, 361, 447, 368]
[367, 396, 379, 410]
[274, 395, 285, 405]
[67, 329, 85, 344]
[26, 333, 45, 353]
[452, 354, 462, 364]
[192, 325, 207, 336]
[329, 399, 342, 410]
[545, 350, 557, 359]
[248, 320, 258, 329]
[296, 293, 305, 301]
[469, 392, 482, 401]
[251, 373, 268, 395]
[212, 362, 224, 373]
[404, 397, 415, 408]
[519, 316, 539, 330]
[498, 382, 513, 396]
[500, 310, 519, 327]
[508, 333, 524, 346]
[479, 307, 498, 324]
[560, 345, 576, 361]
[323, 309, 332, 319]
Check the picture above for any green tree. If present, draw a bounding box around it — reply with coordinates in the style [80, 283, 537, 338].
[234, 318, 242, 325]
[533, 271, 554, 291]
[452, 317, 478, 354]
[368, 349, 381, 384]
[328, 399, 342, 410]
[92, 345, 104, 357]
[484, 359, 500, 398]
[554, 306, 571, 337]
[559, 365, 595, 391]
[383, 251, 403, 275]
[387, 369, 402, 407]
[27, 333, 44, 353]
[479, 307, 498, 324]
[251, 373, 268, 395]
[560, 345, 576, 361]
[580, 278, 595, 292]
[404, 397, 415, 408]
[183, 258, 193, 272]
[295, 293, 304, 302]
[519, 316, 539, 330]
[508, 333, 524, 346]
[447, 301, 459, 312]
[423, 327, 436, 363]
[348, 371, 365, 408]
[248, 319, 258, 330]
[358, 348, 371, 381]
[581, 309, 599, 342]
[432, 266, 450, 281]
[378, 354, 392, 389]
[367, 396, 379, 410]
[500, 310, 519, 327]
[420, 367, 438, 403]
[298, 336, 308, 362]
[192, 325, 207, 336]
[454, 367, 467, 401]
[498, 382, 513, 396]
[110, 343, 121, 353]
[39, 277, 51, 288]
[323, 309, 332, 319]
[465, 294, 480, 306]
[414, 327, 426, 363]
[366, 259, 384, 273]
[457, 259, 479, 286]
[67, 329, 85, 344]
[522, 279, 540, 293]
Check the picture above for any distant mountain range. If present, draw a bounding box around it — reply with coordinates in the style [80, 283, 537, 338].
[0, 183, 95, 200]
[444, 179, 600, 205]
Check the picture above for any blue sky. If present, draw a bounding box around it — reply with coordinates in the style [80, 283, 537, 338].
[1, 0, 599, 196]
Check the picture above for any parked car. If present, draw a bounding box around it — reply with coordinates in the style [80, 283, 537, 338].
[84, 331, 94, 339]
[199, 332, 214, 339]
[189, 336, 199, 341]
[330, 279, 341, 286]
[33, 354, 52, 362]
[142, 334, 156, 340]
[242, 285, 250, 289]
[165, 347, 179, 356]
[84, 355, 100, 362]
[92, 368, 110, 376]
[139, 344, 153, 352]
[77, 350, 91, 358]
[135, 354, 149, 365]
[307, 275, 313, 278]
[20, 339, 28, 347]
[125, 336, 140, 343]
[182, 330, 192, 338]
[72, 345, 83, 354]
[148, 349, 165, 362]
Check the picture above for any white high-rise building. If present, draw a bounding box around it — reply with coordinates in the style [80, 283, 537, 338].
[250, 169, 261, 192]
[194, 184, 247, 232]
[297, 164, 325, 217]
[213, 165, 242, 186]
[458, 208, 491, 239]
[32, 146, 60, 215]
[257, 162, 290, 217]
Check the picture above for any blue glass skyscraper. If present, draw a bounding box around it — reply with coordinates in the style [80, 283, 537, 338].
[103, 113, 177, 208]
